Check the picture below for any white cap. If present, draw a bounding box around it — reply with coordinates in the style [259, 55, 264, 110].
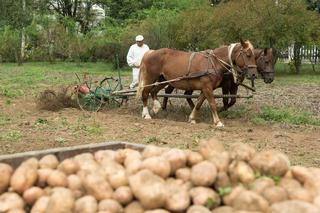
[135, 35, 144, 42]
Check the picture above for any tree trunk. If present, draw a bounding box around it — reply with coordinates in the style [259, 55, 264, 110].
[21, 29, 25, 62]
[293, 42, 302, 74]
[20, 0, 26, 64]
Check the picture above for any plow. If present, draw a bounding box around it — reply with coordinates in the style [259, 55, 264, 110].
[74, 68, 255, 112]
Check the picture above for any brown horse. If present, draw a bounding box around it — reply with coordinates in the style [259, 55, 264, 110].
[136, 40, 258, 127]
[162, 48, 276, 111]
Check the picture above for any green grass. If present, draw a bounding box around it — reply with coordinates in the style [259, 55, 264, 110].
[0, 62, 131, 98]
[254, 106, 320, 126]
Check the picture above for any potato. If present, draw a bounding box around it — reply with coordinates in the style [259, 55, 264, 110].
[74, 153, 99, 172]
[101, 161, 125, 177]
[175, 168, 191, 182]
[7, 209, 26, 213]
[46, 187, 75, 213]
[95, 150, 117, 163]
[229, 190, 268, 212]
[314, 195, 320, 208]
[262, 186, 288, 204]
[198, 138, 225, 159]
[162, 148, 187, 174]
[165, 179, 190, 212]
[31, 196, 50, 213]
[0, 163, 13, 193]
[39, 155, 59, 169]
[191, 161, 217, 186]
[279, 178, 302, 191]
[270, 200, 320, 213]
[124, 201, 144, 213]
[208, 152, 230, 172]
[47, 170, 68, 187]
[37, 168, 53, 187]
[214, 172, 231, 189]
[23, 186, 44, 205]
[57, 158, 79, 175]
[186, 151, 203, 166]
[186, 205, 211, 213]
[67, 175, 83, 199]
[141, 156, 171, 178]
[212, 206, 234, 213]
[288, 187, 314, 202]
[250, 177, 275, 195]
[129, 169, 166, 209]
[144, 210, 170, 213]
[113, 186, 133, 205]
[223, 186, 245, 206]
[98, 199, 123, 213]
[228, 161, 255, 184]
[0, 192, 24, 212]
[229, 143, 256, 162]
[82, 172, 113, 201]
[125, 158, 142, 175]
[75, 195, 98, 213]
[189, 187, 220, 209]
[249, 150, 290, 176]
[142, 145, 165, 159]
[10, 158, 38, 194]
[108, 169, 128, 189]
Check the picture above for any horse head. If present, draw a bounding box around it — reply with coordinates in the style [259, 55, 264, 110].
[230, 39, 258, 83]
[255, 48, 276, 84]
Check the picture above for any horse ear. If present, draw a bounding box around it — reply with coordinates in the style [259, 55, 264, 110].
[240, 38, 248, 49]
[264, 48, 268, 55]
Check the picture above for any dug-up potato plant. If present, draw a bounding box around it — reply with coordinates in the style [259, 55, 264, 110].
[1, 138, 320, 213]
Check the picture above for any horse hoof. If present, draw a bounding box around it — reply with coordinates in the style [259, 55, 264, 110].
[189, 119, 197, 124]
[216, 122, 224, 127]
[143, 114, 152, 120]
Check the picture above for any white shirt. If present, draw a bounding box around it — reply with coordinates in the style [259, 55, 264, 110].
[126, 44, 150, 68]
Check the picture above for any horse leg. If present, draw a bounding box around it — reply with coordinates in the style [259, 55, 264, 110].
[141, 86, 153, 119]
[221, 85, 230, 112]
[189, 93, 206, 124]
[202, 88, 224, 127]
[227, 85, 239, 109]
[185, 90, 195, 109]
[162, 85, 175, 110]
[151, 84, 167, 114]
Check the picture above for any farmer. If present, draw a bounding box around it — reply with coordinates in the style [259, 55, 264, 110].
[126, 35, 150, 89]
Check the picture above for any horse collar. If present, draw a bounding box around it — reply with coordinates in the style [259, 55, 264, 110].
[228, 43, 238, 83]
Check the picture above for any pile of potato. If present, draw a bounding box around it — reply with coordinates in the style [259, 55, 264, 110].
[1, 138, 320, 213]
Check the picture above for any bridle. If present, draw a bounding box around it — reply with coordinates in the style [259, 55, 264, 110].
[228, 43, 257, 83]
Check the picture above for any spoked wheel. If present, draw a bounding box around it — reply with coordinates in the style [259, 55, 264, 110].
[98, 77, 125, 108]
[76, 86, 103, 112]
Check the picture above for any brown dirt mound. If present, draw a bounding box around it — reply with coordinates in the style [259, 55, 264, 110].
[36, 87, 78, 111]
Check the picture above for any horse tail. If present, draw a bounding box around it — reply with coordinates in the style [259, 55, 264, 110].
[136, 62, 146, 100]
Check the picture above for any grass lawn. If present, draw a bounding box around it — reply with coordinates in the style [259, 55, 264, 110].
[0, 62, 131, 98]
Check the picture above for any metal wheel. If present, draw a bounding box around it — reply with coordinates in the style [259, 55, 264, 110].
[98, 77, 125, 108]
[76, 86, 103, 112]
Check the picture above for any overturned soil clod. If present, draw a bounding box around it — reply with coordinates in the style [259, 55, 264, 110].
[36, 87, 78, 111]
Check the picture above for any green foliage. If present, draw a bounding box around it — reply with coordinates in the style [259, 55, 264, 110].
[217, 187, 232, 196]
[0, 26, 21, 62]
[257, 106, 320, 126]
[206, 197, 218, 209]
[0, 0, 319, 69]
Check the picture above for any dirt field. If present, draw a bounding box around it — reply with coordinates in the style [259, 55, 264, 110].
[1, 79, 320, 167]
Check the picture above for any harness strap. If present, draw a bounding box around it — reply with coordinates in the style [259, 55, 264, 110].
[228, 43, 238, 83]
[187, 52, 197, 76]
